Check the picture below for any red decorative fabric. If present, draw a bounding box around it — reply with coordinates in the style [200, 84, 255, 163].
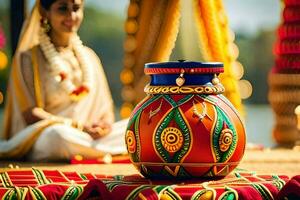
[78, 179, 113, 200]
[0, 168, 294, 200]
[277, 175, 300, 200]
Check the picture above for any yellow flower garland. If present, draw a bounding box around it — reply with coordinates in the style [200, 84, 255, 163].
[193, 0, 244, 115]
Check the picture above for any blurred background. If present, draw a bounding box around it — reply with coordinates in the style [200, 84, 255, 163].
[0, 0, 281, 147]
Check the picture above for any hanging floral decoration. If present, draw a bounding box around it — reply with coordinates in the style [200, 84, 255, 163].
[0, 24, 6, 105]
[39, 30, 92, 102]
[0, 26, 5, 49]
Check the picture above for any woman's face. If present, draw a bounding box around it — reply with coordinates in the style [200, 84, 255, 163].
[46, 0, 83, 35]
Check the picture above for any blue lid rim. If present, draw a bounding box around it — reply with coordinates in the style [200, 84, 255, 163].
[145, 61, 223, 69]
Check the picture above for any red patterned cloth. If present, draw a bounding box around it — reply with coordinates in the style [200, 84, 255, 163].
[277, 175, 300, 200]
[0, 168, 296, 199]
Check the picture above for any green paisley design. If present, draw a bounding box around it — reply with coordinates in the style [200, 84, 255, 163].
[212, 106, 237, 162]
[126, 95, 163, 162]
[132, 111, 142, 162]
[154, 95, 193, 163]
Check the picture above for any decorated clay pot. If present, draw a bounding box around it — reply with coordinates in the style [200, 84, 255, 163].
[125, 61, 246, 179]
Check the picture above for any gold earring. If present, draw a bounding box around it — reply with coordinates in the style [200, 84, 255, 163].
[42, 19, 51, 32]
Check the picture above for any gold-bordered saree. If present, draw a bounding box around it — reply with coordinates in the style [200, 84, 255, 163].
[0, 45, 116, 159]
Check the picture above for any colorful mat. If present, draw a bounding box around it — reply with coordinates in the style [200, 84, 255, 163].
[0, 168, 299, 200]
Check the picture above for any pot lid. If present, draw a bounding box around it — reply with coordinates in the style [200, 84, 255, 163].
[144, 60, 224, 75]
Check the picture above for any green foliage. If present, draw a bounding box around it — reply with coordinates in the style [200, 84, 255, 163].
[79, 6, 125, 107]
[236, 29, 276, 104]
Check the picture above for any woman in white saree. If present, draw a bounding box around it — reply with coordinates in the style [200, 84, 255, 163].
[0, 0, 127, 161]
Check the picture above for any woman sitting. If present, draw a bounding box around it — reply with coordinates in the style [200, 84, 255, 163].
[0, 0, 127, 161]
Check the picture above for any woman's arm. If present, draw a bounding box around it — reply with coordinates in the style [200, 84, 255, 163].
[26, 106, 108, 140]
[23, 107, 67, 125]
[20, 51, 71, 126]
[22, 107, 45, 125]
[20, 48, 111, 139]
[20, 51, 42, 125]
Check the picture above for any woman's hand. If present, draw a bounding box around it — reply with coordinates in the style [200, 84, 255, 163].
[24, 107, 58, 125]
[30, 108, 113, 140]
[32, 107, 66, 122]
[83, 121, 112, 140]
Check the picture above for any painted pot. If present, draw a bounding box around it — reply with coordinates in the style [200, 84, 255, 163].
[125, 61, 246, 179]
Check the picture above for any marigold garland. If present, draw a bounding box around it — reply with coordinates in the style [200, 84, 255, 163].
[121, 0, 180, 118]
[121, 0, 244, 117]
[193, 0, 244, 115]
